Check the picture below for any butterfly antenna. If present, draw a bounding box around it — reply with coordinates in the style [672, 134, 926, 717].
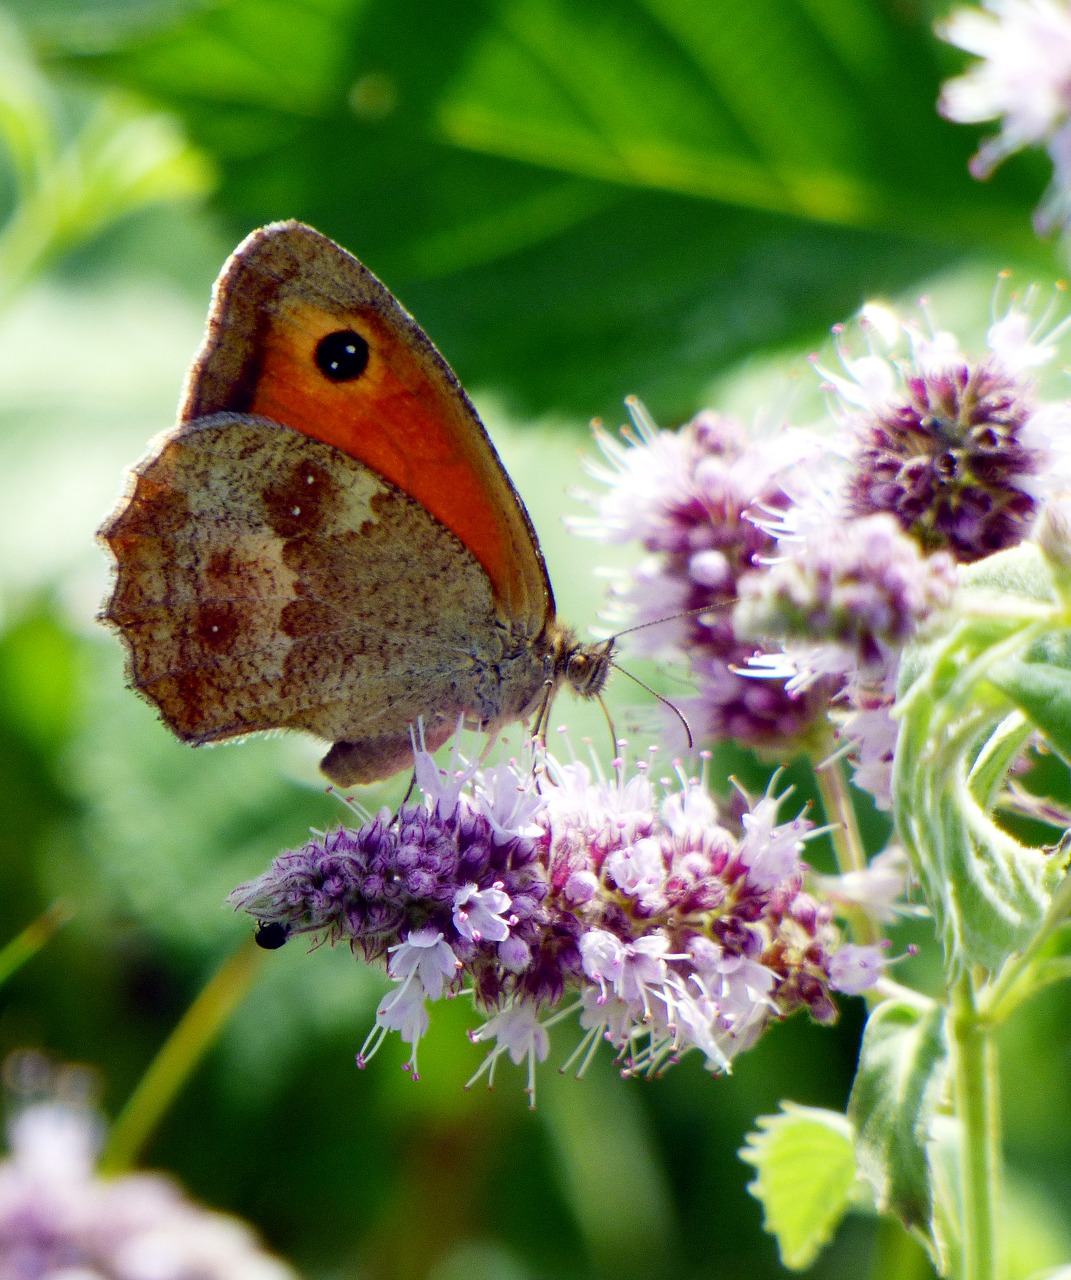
[607, 659, 694, 750]
[607, 604, 712, 643]
[595, 607, 706, 750]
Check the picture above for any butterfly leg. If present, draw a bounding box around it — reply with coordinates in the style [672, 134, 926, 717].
[529, 676, 557, 752]
[595, 692, 619, 762]
[399, 769, 419, 807]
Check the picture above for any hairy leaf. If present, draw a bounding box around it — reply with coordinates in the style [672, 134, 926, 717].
[848, 998, 950, 1249]
[894, 546, 1071, 970]
[740, 1103, 858, 1270]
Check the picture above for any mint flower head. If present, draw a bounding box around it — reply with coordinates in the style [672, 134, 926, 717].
[783, 293, 1071, 806]
[938, 0, 1071, 233]
[0, 1089, 294, 1280]
[733, 507, 956, 811]
[574, 400, 837, 750]
[820, 301, 1071, 563]
[232, 742, 875, 1098]
[735, 514, 957, 688]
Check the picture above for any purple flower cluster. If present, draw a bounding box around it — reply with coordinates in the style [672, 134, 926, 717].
[734, 514, 957, 683]
[575, 401, 837, 749]
[0, 1098, 294, 1280]
[232, 746, 881, 1094]
[580, 296, 1071, 810]
[236, 781, 546, 976]
[818, 302, 1071, 564]
[844, 353, 1044, 562]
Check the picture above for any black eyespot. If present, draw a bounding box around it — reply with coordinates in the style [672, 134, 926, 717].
[255, 921, 289, 950]
[315, 330, 369, 381]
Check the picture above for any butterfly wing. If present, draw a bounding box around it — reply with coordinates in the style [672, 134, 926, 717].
[181, 220, 553, 634]
[100, 415, 550, 784]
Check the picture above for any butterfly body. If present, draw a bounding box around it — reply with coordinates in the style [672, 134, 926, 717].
[99, 222, 611, 784]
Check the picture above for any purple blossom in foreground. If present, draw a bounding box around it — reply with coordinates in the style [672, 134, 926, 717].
[232, 744, 879, 1098]
[937, 0, 1071, 233]
[0, 1097, 294, 1280]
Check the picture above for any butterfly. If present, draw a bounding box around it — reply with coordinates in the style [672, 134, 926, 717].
[98, 221, 613, 786]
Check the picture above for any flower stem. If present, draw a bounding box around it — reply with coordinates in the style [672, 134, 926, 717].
[816, 758, 868, 874]
[814, 759, 878, 945]
[950, 969, 999, 1280]
[99, 938, 264, 1174]
[0, 901, 71, 987]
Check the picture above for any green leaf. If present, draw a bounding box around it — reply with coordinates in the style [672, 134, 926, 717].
[894, 545, 1071, 971]
[0, 16, 212, 306]
[986, 659, 1071, 768]
[848, 997, 950, 1251]
[435, 0, 997, 232]
[924, 1115, 963, 1278]
[966, 711, 1033, 811]
[739, 1103, 858, 1271]
[58, 0, 1048, 420]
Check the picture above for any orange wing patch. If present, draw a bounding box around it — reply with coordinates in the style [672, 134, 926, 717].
[248, 298, 516, 613]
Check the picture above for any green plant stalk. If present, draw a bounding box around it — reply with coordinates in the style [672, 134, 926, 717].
[950, 970, 999, 1280]
[814, 759, 879, 947]
[0, 901, 71, 986]
[99, 939, 264, 1175]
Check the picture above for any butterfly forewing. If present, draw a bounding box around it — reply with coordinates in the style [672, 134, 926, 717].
[180, 221, 552, 634]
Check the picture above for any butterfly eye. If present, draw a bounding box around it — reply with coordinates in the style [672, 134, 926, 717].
[315, 329, 370, 381]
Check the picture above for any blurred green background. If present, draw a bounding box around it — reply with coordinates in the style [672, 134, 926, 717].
[1, 0, 1070, 1276]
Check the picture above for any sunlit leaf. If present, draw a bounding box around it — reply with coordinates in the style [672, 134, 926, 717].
[895, 546, 1071, 970]
[739, 1103, 858, 1270]
[0, 15, 211, 306]
[986, 659, 1071, 769]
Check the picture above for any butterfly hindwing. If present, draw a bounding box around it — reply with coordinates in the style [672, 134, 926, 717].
[100, 414, 549, 782]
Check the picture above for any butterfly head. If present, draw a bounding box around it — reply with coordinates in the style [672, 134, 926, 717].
[550, 629, 614, 701]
